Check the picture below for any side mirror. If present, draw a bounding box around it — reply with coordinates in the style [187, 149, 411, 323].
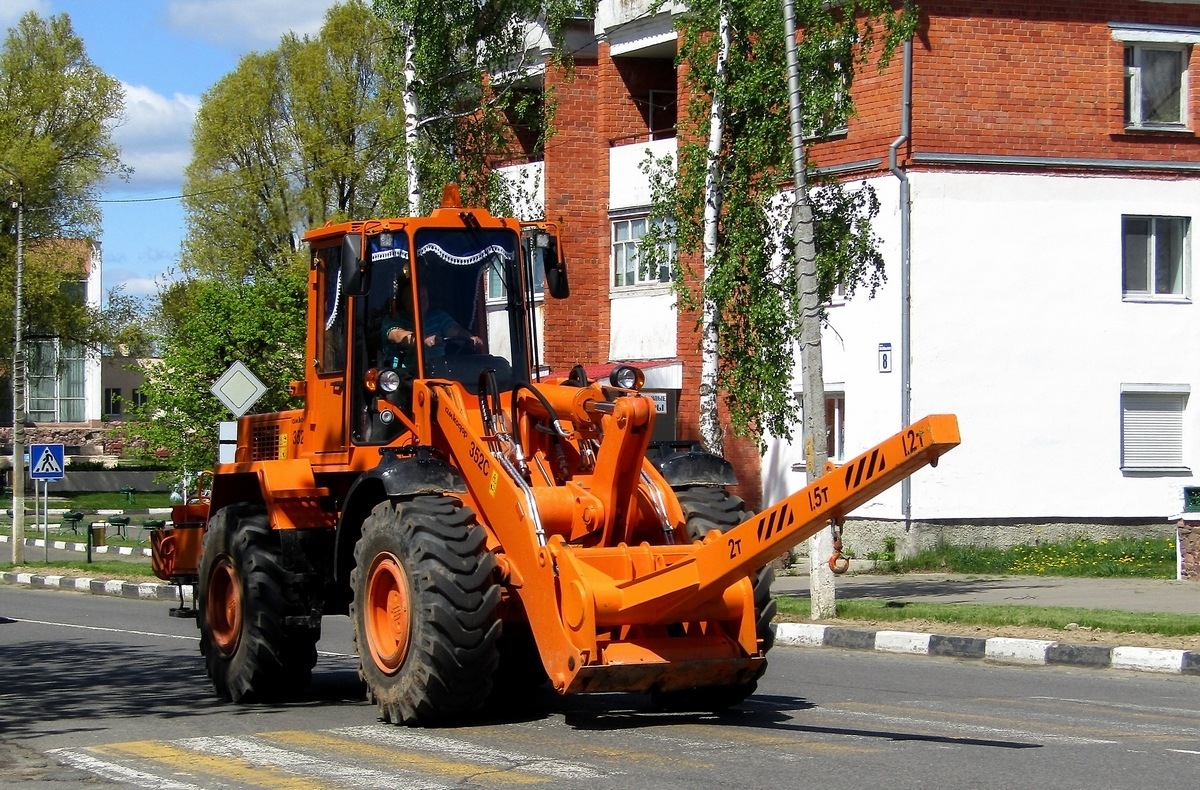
[340, 233, 366, 294]
[537, 231, 569, 299]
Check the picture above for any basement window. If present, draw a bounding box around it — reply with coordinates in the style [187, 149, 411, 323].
[1120, 384, 1189, 473]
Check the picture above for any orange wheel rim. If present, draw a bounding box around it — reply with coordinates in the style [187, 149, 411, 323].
[207, 556, 242, 656]
[365, 553, 411, 674]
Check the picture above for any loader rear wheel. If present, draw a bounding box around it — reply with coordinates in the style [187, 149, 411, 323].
[351, 495, 501, 725]
[653, 486, 777, 712]
[197, 504, 319, 702]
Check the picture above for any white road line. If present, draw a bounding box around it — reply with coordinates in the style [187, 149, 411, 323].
[1169, 749, 1200, 755]
[340, 725, 609, 779]
[829, 709, 1119, 746]
[1031, 697, 1200, 719]
[9, 617, 200, 641]
[179, 735, 446, 789]
[48, 748, 205, 790]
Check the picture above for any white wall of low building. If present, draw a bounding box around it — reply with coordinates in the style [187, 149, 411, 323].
[85, 241, 104, 422]
[766, 170, 1200, 525]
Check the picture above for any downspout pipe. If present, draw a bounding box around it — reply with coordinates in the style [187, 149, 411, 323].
[888, 35, 914, 535]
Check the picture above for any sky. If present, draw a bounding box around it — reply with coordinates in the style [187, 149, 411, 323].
[1, 0, 342, 302]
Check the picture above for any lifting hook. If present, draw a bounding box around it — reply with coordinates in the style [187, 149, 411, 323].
[828, 523, 850, 575]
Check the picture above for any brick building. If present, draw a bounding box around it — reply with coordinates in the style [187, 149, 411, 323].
[504, 1, 1200, 549]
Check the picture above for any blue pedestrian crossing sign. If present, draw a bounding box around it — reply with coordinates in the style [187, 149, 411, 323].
[30, 443, 65, 481]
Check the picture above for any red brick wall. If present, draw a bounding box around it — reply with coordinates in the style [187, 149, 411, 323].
[1181, 521, 1200, 581]
[541, 56, 609, 372]
[811, 0, 1200, 171]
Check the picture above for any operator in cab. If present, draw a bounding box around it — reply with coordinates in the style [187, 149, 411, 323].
[381, 283, 482, 371]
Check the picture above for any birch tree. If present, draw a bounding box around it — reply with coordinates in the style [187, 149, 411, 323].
[643, 0, 914, 617]
[372, 0, 597, 212]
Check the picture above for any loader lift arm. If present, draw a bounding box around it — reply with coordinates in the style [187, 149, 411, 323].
[553, 414, 961, 627]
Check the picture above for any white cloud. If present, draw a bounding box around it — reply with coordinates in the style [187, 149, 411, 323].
[104, 269, 173, 300]
[0, 0, 49, 29]
[108, 82, 199, 193]
[166, 0, 339, 52]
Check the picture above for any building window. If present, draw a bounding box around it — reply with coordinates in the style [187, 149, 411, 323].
[104, 388, 122, 416]
[27, 338, 85, 423]
[1121, 386, 1189, 471]
[1125, 44, 1188, 129]
[612, 216, 674, 288]
[1122, 215, 1190, 298]
[132, 388, 148, 409]
[1111, 23, 1200, 131]
[825, 393, 846, 461]
[487, 258, 544, 303]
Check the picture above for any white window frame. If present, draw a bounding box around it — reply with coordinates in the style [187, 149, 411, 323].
[1111, 23, 1200, 131]
[1122, 214, 1191, 300]
[610, 213, 675, 290]
[825, 392, 846, 462]
[1120, 384, 1189, 473]
[485, 259, 544, 304]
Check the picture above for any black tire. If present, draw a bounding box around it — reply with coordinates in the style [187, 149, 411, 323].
[197, 504, 319, 702]
[350, 495, 501, 725]
[652, 486, 777, 712]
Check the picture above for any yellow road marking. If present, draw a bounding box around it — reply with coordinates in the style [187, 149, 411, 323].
[95, 741, 330, 790]
[261, 730, 545, 785]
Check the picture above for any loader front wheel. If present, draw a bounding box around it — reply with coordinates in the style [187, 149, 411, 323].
[197, 504, 319, 702]
[351, 495, 501, 725]
[653, 486, 777, 712]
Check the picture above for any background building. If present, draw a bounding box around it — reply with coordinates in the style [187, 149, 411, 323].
[504, 0, 1200, 551]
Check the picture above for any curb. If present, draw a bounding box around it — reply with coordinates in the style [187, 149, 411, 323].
[1, 570, 192, 604]
[2, 572, 1196, 677]
[0, 534, 153, 557]
[775, 622, 1200, 676]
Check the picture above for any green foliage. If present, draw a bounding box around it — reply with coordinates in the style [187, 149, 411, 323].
[643, 0, 914, 439]
[0, 11, 128, 362]
[182, 0, 403, 280]
[372, 0, 596, 210]
[892, 537, 1179, 579]
[127, 264, 308, 479]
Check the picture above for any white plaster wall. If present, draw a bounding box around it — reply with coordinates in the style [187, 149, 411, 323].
[608, 138, 679, 361]
[609, 289, 677, 360]
[610, 138, 675, 209]
[496, 162, 545, 221]
[763, 176, 906, 514]
[910, 171, 1199, 519]
[766, 170, 1200, 522]
[85, 242, 104, 422]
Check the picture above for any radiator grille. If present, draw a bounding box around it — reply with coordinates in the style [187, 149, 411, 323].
[251, 423, 280, 461]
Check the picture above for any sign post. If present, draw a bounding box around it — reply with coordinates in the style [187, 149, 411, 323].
[30, 443, 65, 561]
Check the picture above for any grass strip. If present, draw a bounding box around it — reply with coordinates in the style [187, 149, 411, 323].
[884, 536, 1178, 579]
[2, 560, 159, 581]
[776, 595, 1200, 637]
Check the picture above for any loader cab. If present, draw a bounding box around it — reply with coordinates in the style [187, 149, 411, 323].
[348, 223, 556, 445]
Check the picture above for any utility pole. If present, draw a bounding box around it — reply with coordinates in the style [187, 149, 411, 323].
[782, 0, 835, 618]
[1, 166, 25, 564]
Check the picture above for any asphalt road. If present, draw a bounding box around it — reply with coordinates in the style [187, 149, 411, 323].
[2, 586, 1199, 789]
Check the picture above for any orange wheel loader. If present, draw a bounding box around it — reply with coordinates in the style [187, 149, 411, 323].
[151, 186, 960, 724]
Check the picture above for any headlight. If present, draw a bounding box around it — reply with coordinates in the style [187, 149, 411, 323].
[379, 368, 401, 393]
[609, 365, 644, 391]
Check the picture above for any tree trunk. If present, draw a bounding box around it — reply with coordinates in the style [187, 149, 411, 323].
[401, 27, 421, 215]
[698, 3, 731, 455]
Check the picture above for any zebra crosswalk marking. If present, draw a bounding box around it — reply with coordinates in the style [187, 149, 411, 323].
[48, 748, 205, 790]
[177, 736, 432, 789]
[97, 740, 326, 789]
[338, 725, 609, 779]
[263, 730, 545, 785]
